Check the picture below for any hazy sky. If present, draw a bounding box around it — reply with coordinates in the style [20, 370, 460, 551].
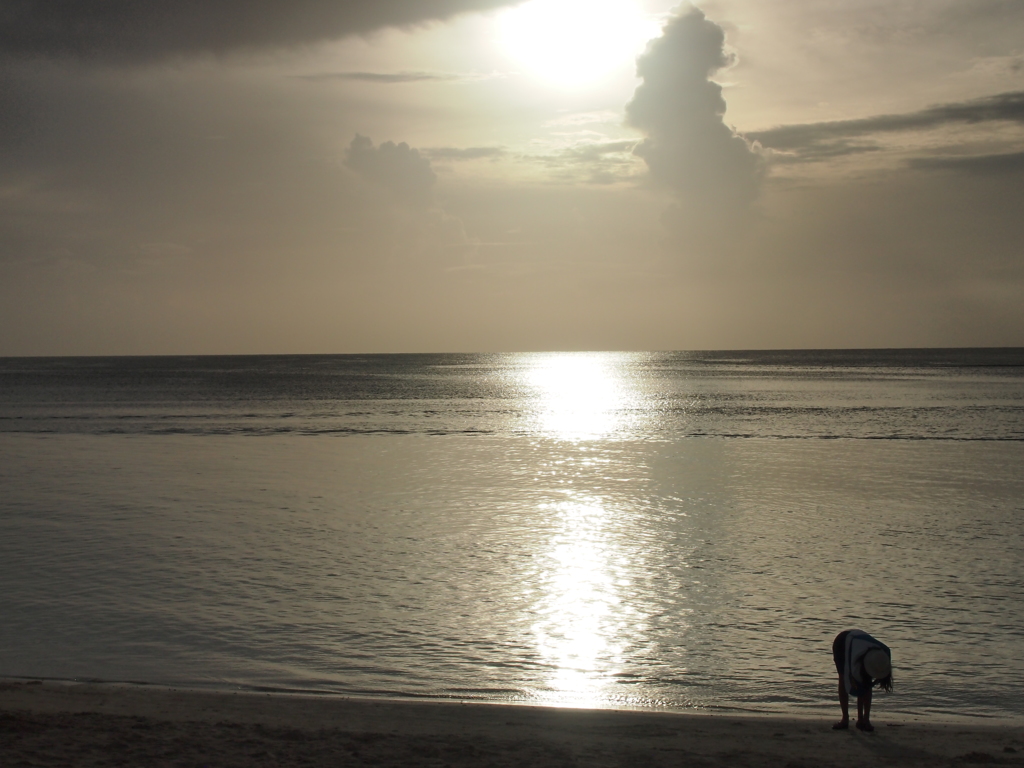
[2, 0, 1022, 354]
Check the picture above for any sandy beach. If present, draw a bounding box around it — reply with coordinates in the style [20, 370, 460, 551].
[2, 680, 1022, 767]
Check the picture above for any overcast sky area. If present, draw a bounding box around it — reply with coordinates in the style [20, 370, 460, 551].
[2, 0, 1023, 354]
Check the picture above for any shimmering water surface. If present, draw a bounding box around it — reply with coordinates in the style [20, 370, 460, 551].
[1, 350, 1023, 720]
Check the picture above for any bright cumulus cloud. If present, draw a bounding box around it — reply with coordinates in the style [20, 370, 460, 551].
[497, 0, 662, 88]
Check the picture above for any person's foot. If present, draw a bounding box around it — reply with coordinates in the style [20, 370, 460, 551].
[832, 720, 849, 730]
[856, 720, 874, 732]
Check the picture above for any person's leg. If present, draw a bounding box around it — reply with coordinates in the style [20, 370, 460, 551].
[856, 690, 874, 731]
[832, 633, 850, 730]
[833, 675, 849, 729]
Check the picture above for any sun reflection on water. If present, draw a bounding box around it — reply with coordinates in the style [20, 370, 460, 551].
[522, 352, 637, 440]
[530, 495, 637, 707]
[519, 353, 648, 706]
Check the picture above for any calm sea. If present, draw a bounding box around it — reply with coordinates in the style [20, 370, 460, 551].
[2, 350, 1023, 721]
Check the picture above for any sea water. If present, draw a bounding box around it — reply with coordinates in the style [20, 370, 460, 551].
[1, 350, 1022, 721]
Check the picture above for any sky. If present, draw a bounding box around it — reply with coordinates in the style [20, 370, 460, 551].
[1, 0, 1023, 354]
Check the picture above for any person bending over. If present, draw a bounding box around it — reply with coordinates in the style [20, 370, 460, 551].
[832, 629, 892, 731]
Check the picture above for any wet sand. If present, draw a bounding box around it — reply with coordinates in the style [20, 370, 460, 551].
[2, 680, 1022, 767]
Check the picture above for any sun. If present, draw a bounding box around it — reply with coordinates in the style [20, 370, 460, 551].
[497, 0, 661, 89]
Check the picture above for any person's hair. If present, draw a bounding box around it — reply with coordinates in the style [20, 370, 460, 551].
[876, 673, 893, 693]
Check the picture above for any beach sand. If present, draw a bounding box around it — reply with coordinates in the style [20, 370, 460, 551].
[2, 680, 1022, 767]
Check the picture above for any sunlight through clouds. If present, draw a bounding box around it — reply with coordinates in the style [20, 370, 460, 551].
[2, 1, 1024, 354]
[497, 0, 661, 88]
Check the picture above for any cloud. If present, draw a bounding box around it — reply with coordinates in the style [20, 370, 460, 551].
[562, 140, 640, 161]
[625, 6, 763, 209]
[544, 111, 623, 128]
[752, 90, 1024, 161]
[342, 135, 478, 270]
[908, 150, 1024, 175]
[0, 0, 520, 62]
[424, 147, 507, 160]
[497, 140, 643, 186]
[937, 0, 1024, 30]
[537, 140, 643, 184]
[956, 54, 1024, 80]
[344, 135, 437, 205]
[296, 71, 462, 84]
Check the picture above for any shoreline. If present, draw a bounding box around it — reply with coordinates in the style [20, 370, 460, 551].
[5, 673, 1021, 726]
[4, 680, 1023, 767]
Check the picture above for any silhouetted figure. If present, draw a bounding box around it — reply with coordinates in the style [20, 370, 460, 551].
[832, 629, 892, 731]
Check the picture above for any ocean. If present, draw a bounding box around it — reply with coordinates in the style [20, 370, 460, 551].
[1, 349, 1022, 721]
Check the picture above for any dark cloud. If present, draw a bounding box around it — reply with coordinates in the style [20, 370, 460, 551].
[625, 6, 763, 208]
[752, 90, 1024, 160]
[344, 135, 437, 205]
[296, 71, 461, 83]
[908, 150, 1024, 175]
[771, 140, 882, 162]
[0, 0, 520, 62]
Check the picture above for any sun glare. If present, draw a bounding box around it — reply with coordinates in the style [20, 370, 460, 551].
[531, 496, 631, 707]
[525, 353, 627, 440]
[497, 0, 660, 88]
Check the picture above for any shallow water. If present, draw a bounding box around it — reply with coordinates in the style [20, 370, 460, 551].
[1, 351, 1023, 720]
